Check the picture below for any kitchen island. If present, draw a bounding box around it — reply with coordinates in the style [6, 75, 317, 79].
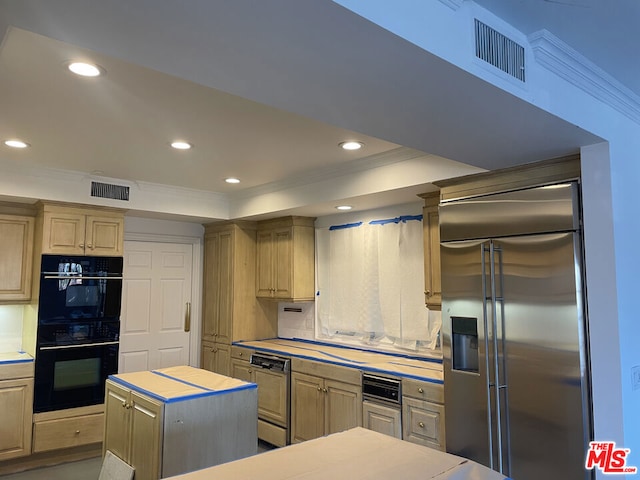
[104, 366, 257, 480]
[165, 427, 507, 480]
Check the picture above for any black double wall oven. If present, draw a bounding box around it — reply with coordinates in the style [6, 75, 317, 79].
[34, 255, 123, 413]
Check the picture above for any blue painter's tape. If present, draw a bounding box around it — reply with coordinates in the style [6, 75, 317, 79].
[329, 221, 363, 231]
[0, 358, 33, 365]
[108, 374, 256, 404]
[369, 218, 399, 225]
[398, 214, 423, 222]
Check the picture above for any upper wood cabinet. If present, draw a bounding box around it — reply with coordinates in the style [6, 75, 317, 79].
[0, 214, 34, 302]
[39, 203, 125, 256]
[202, 222, 277, 346]
[256, 216, 315, 302]
[418, 192, 441, 310]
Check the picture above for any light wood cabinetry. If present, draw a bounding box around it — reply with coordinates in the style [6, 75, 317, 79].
[201, 340, 231, 377]
[0, 362, 34, 461]
[202, 222, 277, 375]
[0, 214, 34, 302]
[104, 367, 257, 479]
[256, 216, 315, 302]
[230, 347, 289, 447]
[290, 359, 361, 443]
[32, 404, 104, 453]
[38, 202, 124, 256]
[362, 401, 402, 439]
[418, 192, 441, 310]
[104, 380, 163, 480]
[401, 378, 445, 451]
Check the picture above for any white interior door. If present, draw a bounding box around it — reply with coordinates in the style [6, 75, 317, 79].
[119, 241, 193, 373]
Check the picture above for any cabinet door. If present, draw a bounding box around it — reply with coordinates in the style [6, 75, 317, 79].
[273, 228, 292, 298]
[129, 390, 163, 480]
[362, 401, 402, 439]
[202, 235, 220, 340]
[422, 198, 441, 310]
[85, 215, 124, 256]
[201, 341, 230, 376]
[290, 372, 324, 443]
[42, 211, 86, 254]
[324, 379, 362, 435]
[255, 230, 274, 297]
[213, 342, 231, 376]
[0, 215, 34, 302]
[402, 396, 445, 451]
[230, 359, 254, 383]
[254, 368, 288, 427]
[104, 381, 131, 462]
[0, 378, 33, 461]
[216, 230, 233, 344]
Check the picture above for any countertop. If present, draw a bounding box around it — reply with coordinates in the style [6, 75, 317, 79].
[233, 338, 443, 384]
[166, 427, 507, 480]
[0, 351, 33, 364]
[108, 365, 256, 403]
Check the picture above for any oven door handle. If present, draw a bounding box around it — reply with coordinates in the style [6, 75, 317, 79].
[43, 275, 124, 280]
[39, 341, 120, 350]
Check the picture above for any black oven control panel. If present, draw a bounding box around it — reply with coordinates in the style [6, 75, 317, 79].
[37, 320, 120, 347]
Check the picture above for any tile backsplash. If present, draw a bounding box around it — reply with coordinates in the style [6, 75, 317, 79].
[278, 302, 315, 340]
[0, 305, 25, 352]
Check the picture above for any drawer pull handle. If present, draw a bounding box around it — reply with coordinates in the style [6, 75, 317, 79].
[418, 422, 425, 428]
[418, 387, 424, 393]
[75, 430, 80, 435]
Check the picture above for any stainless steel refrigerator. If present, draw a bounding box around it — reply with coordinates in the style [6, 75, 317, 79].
[439, 182, 592, 480]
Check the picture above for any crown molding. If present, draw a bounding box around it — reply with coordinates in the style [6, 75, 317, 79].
[228, 146, 432, 200]
[529, 29, 640, 125]
[438, 0, 464, 10]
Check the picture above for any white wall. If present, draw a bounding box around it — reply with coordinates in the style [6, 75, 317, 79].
[333, 0, 640, 466]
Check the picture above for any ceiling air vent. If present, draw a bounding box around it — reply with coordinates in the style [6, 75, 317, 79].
[474, 19, 525, 82]
[90, 181, 130, 201]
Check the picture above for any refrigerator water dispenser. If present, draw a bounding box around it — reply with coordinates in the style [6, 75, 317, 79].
[452, 316, 479, 373]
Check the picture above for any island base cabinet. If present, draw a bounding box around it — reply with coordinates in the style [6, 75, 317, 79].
[104, 380, 163, 480]
[104, 372, 258, 479]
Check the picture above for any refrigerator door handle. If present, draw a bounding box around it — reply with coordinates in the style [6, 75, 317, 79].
[493, 245, 511, 475]
[481, 244, 495, 469]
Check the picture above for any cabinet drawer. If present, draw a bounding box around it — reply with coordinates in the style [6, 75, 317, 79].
[33, 413, 104, 452]
[291, 358, 361, 386]
[401, 378, 444, 404]
[231, 346, 255, 360]
[402, 397, 445, 451]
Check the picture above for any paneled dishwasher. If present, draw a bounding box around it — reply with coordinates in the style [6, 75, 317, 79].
[362, 372, 403, 439]
[249, 353, 291, 447]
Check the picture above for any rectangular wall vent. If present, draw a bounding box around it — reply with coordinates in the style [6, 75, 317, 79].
[475, 19, 525, 82]
[90, 181, 130, 201]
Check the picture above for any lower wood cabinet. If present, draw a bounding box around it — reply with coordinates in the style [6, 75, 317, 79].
[362, 400, 402, 439]
[201, 341, 231, 377]
[0, 377, 33, 461]
[401, 378, 446, 451]
[104, 381, 163, 480]
[290, 369, 361, 443]
[104, 368, 257, 480]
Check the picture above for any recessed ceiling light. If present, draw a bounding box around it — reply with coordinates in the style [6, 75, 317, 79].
[4, 139, 30, 148]
[225, 177, 241, 184]
[67, 62, 103, 77]
[336, 205, 353, 211]
[171, 141, 192, 150]
[339, 141, 364, 151]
